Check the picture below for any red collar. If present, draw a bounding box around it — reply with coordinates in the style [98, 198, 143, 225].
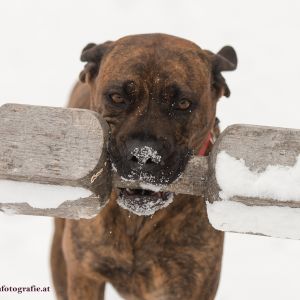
[198, 132, 213, 156]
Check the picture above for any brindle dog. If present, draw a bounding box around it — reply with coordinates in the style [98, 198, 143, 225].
[51, 33, 237, 300]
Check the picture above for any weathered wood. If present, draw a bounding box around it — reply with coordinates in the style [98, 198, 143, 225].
[206, 124, 300, 239]
[207, 124, 300, 207]
[0, 195, 106, 219]
[0, 103, 210, 219]
[2, 104, 300, 227]
[0, 103, 111, 219]
[231, 196, 300, 208]
[0, 103, 109, 186]
[112, 156, 209, 196]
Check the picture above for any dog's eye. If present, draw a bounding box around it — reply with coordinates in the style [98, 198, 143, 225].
[176, 99, 192, 110]
[109, 93, 126, 105]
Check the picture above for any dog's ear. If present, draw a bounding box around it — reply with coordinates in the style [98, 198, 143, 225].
[205, 46, 238, 98]
[79, 41, 113, 83]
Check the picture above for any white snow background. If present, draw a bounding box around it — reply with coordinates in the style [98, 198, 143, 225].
[1, 0, 300, 299]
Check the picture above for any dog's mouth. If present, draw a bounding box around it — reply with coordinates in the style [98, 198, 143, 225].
[116, 188, 174, 216]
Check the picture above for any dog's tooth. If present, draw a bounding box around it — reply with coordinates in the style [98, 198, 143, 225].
[125, 188, 134, 195]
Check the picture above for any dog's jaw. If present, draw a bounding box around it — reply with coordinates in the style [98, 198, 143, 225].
[116, 188, 174, 216]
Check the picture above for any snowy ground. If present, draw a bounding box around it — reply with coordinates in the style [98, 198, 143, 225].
[1, 1, 300, 299]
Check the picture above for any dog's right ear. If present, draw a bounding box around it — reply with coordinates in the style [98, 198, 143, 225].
[205, 46, 238, 98]
[79, 41, 113, 83]
[214, 46, 237, 73]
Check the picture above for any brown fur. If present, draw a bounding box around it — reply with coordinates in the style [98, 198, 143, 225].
[51, 33, 237, 300]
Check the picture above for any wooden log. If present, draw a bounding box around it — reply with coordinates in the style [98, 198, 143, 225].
[0, 103, 210, 219]
[207, 124, 300, 207]
[0, 195, 103, 219]
[206, 124, 300, 239]
[112, 156, 208, 196]
[0, 103, 111, 219]
[2, 102, 300, 240]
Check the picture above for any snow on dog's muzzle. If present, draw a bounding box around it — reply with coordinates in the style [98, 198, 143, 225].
[117, 187, 174, 216]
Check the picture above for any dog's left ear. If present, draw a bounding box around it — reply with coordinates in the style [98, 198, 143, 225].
[206, 46, 238, 98]
[79, 41, 113, 83]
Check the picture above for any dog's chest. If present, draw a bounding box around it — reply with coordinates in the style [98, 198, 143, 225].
[66, 196, 220, 299]
[81, 212, 164, 295]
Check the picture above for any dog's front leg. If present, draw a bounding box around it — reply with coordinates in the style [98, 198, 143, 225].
[62, 220, 106, 300]
[67, 271, 105, 300]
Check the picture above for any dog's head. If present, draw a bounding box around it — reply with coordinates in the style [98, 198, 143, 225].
[79, 34, 237, 215]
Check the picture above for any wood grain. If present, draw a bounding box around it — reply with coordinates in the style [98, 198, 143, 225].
[207, 124, 300, 208]
[1, 105, 300, 220]
[112, 156, 209, 196]
[0, 103, 111, 219]
[0, 195, 105, 219]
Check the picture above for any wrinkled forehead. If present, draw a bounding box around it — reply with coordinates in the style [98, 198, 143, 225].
[99, 43, 211, 92]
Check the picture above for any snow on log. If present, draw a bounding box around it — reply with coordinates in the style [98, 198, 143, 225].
[206, 124, 300, 239]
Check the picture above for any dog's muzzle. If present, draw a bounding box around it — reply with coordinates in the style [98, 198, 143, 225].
[109, 136, 190, 216]
[116, 188, 174, 216]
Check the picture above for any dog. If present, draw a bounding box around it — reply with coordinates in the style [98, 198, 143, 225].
[51, 33, 237, 300]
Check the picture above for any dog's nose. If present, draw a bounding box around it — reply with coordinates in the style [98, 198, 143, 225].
[125, 138, 166, 171]
[130, 145, 162, 165]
